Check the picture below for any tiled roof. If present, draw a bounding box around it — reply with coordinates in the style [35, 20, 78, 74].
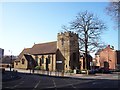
[95, 49, 102, 55]
[30, 41, 57, 55]
[18, 48, 31, 60]
[24, 54, 34, 62]
[15, 41, 57, 62]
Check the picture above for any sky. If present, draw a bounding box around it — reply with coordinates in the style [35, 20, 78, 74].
[0, 1, 118, 57]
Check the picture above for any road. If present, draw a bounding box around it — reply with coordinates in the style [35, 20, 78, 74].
[2, 72, 120, 90]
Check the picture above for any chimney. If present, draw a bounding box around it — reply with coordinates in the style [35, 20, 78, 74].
[108, 45, 110, 48]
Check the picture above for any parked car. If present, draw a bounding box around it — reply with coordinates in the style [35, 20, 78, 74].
[95, 67, 111, 74]
[81, 69, 96, 74]
[88, 69, 96, 74]
[0, 67, 5, 74]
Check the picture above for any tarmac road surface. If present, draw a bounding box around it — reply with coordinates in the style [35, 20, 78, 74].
[2, 72, 120, 90]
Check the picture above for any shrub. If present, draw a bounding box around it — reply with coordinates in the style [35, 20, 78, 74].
[77, 70, 81, 74]
[35, 66, 40, 70]
[65, 70, 73, 73]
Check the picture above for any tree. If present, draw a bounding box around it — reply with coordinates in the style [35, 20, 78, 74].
[106, 1, 120, 22]
[62, 11, 106, 70]
[106, 1, 120, 50]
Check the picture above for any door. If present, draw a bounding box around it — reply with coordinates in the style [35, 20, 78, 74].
[46, 58, 49, 71]
[104, 61, 109, 69]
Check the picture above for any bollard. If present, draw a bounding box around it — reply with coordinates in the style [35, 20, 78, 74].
[47, 71, 49, 75]
[61, 70, 64, 76]
[86, 70, 89, 75]
[58, 71, 59, 76]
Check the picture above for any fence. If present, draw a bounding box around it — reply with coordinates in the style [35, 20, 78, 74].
[5, 68, 75, 77]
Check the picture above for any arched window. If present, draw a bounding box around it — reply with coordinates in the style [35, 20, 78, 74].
[16, 62, 18, 65]
[35, 55, 38, 66]
[22, 59, 25, 64]
[48, 55, 51, 64]
[40, 58, 42, 66]
[42, 55, 44, 64]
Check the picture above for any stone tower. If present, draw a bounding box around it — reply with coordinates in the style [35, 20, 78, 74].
[57, 31, 79, 71]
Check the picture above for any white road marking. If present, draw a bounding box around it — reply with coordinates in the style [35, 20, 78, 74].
[92, 82, 96, 84]
[34, 80, 41, 89]
[62, 79, 76, 88]
[53, 79, 56, 88]
[51, 79, 58, 90]
[12, 81, 24, 88]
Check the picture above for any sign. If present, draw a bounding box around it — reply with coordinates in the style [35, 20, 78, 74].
[56, 61, 62, 63]
[90, 62, 93, 66]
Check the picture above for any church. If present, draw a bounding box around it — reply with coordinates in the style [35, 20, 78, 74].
[14, 31, 80, 72]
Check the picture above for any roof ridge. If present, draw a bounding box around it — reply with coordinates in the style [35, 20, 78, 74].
[34, 41, 57, 45]
[24, 48, 31, 50]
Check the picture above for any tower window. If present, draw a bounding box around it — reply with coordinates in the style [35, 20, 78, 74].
[73, 53, 76, 61]
[61, 38, 64, 46]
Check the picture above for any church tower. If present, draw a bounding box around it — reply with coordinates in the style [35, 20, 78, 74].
[57, 31, 79, 71]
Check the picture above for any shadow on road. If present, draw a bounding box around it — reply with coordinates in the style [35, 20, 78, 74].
[2, 71, 120, 90]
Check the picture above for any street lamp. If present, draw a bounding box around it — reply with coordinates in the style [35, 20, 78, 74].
[9, 50, 12, 71]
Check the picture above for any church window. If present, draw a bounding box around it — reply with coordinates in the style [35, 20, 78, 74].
[22, 59, 25, 64]
[42, 55, 44, 64]
[40, 58, 42, 66]
[16, 62, 18, 65]
[48, 55, 51, 64]
[35, 55, 38, 66]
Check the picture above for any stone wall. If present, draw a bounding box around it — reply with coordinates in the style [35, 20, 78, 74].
[57, 31, 79, 71]
[14, 56, 28, 69]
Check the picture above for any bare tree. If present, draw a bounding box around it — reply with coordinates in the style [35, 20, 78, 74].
[106, 1, 120, 50]
[106, 1, 120, 22]
[62, 11, 106, 70]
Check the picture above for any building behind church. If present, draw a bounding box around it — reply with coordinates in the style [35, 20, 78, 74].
[94, 45, 120, 70]
[14, 31, 80, 72]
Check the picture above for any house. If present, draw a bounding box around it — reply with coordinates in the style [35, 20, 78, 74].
[95, 45, 120, 70]
[79, 53, 92, 70]
[14, 31, 80, 72]
[0, 55, 17, 68]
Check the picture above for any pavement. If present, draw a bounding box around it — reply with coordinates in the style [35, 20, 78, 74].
[4, 68, 120, 80]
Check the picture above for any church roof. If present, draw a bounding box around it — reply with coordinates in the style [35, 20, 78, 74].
[30, 41, 57, 55]
[24, 54, 35, 64]
[15, 41, 57, 61]
[14, 48, 31, 62]
[18, 48, 31, 59]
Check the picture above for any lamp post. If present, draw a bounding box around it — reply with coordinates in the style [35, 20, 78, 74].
[9, 50, 12, 71]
